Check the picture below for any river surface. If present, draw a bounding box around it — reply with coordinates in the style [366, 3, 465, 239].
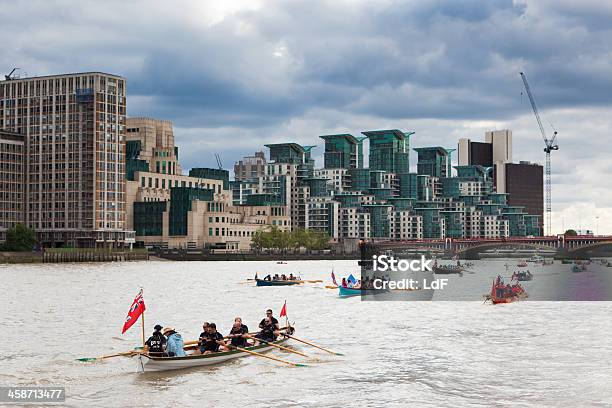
[1, 260, 612, 407]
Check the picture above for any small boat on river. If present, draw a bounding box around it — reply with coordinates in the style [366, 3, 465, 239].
[486, 277, 527, 304]
[511, 270, 533, 281]
[338, 286, 382, 297]
[137, 331, 294, 372]
[432, 265, 464, 275]
[256, 279, 302, 286]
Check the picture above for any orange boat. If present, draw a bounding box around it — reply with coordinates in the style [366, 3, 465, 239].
[488, 276, 527, 304]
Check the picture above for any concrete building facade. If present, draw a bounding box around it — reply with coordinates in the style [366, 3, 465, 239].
[0, 72, 128, 247]
[0, 130, 25, 242]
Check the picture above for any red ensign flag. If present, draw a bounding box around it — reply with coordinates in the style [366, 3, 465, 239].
[122, 289, 146, 334]
[279, 301, 287, 318]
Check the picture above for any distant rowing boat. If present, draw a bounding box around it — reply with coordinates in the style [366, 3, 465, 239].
[256, 279, 302, 286]
[137, 337, 291, 372]
[432, 265, 463, 275]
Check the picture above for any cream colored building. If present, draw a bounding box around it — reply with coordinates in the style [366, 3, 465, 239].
[125, 117, 289, 251]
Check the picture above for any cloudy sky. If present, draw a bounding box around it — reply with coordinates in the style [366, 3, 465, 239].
[1, 0, 611, 233]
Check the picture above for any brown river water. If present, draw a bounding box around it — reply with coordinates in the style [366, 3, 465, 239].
[1, 260, 612, 407]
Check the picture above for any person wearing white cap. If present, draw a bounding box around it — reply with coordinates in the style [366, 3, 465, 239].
[163, 327, 186, 357]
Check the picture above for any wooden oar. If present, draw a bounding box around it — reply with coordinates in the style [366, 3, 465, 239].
[228, 345, 307, 367]
[325, 285, 338, 289]
[283, 334, 343, 356]
[246, 335, 309, 358]
[77, 349, 140, 362]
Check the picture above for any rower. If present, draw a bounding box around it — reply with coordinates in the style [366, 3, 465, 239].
[281, 274, 287, 280]
[256, 317, 277, 342]
[196, 322, 210, 354]
[163, 327, 186, 357]
[145, 324, 167, 357]
[228, 317, 250, 348]
[200, 323, 227, 354]
[289, 273, 295, 280]
[341, 278, 348, 288]
[258, 309, 280, 341]
[273, 274, 280, 281]
[264, 274, 271, 281]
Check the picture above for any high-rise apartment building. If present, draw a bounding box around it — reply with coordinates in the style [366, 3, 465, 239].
[0, 72, 127, 247]
[362, 129, 411, 174]
[0, 130, 25, 242]
[234, 151, 266, 182]
[414, 147, 450, 178]
[319, 134, 361, 170]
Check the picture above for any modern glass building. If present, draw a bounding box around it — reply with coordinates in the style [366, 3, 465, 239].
[319, 134, 360, 169]
[362, 129, 411, 174]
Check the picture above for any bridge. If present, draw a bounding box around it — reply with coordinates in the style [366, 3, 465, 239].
[372, 235, 612, 259]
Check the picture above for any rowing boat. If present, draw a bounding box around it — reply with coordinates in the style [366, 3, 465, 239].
[137, 336, 291, 372]
[256, 279, 302, 286]
[338, 286, 381, 297]
[489, 279, 527, 304]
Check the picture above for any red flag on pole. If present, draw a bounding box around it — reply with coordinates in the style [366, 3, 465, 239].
[279, 301, 287, 318]
[122, 289, 146, 334]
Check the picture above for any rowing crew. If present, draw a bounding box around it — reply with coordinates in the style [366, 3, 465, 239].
[262, 273, 298, 281]
[144, 309, 283, 357]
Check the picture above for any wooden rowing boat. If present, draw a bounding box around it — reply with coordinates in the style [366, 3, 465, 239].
[489, 279, 527, 304]
[256, 279, 302, 286]
[137, 337, 291, 372]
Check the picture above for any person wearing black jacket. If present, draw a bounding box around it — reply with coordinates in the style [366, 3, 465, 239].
[228, 317, 250, 347]
[145, 324, 167, 356]
[199, 323, 227, 354]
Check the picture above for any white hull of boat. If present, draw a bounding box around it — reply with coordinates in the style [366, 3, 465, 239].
[136, 339, 289, 372]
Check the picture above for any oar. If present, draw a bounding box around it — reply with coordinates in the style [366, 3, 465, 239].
[228, 345, 307, 367]
[246, 336, 309, 358]
[325, 285, 338, 289]
[77, 349, 140, 362]
[283, 334, 343, 356]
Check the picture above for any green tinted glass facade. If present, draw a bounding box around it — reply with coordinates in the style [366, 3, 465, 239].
[169, 187, 214, 236]
[319, 134, 359, 169]
[189, 168, 230, 190]
[364, 205, 391, 237]
[134, 201, 166, 236]
[246, 193, 284, 206]
[349, 168, 371, 192]
[362, 130, 411, 174]
[414, 147, 449, 178]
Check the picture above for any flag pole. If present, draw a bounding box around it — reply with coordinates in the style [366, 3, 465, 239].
[141, 288, 145, 350]
[284, 300, 288, 328]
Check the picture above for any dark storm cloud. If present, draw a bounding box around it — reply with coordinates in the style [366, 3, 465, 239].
[1, 0, 611, 172]
[2, 0, 610, 124]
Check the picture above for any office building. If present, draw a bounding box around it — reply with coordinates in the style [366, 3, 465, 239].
[505, 161, 544, 227]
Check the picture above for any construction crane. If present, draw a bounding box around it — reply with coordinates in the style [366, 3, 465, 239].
[520, 71, 558, 236]
[4, 68, 20, 81]
[215, 153, 223, 170]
